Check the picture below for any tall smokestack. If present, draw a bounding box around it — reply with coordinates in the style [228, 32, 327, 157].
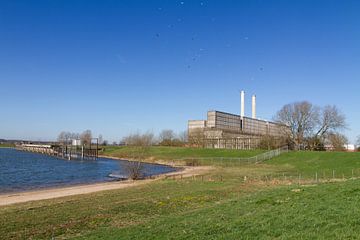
[240, 90, 245, 118]
[252, 95, 256, 119]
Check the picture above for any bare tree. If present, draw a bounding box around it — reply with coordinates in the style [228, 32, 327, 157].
[315, 105, 346, 139]
[57, 131, 68, 143]
[158, 129, 176, 146]
[124, 161, 144, 180]
[57, 131, 79, 145]
[188, 128, 204, 147]
[80, 130, 92, 146]
[274, 101, 319, 147]
[159, 129, 175, 142]
[178, 130, 188, 143]
[122, 132, 155, 146]
[121, 131, 155, 179]
[326, 132, 348, 151]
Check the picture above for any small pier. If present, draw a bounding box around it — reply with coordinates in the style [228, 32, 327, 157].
[18, 143, 99, 160]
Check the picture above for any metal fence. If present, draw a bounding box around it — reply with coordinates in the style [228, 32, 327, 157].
[176, 146, 289, 166]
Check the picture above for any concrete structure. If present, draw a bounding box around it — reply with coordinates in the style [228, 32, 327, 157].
[252, 95, 256, 119]
[188, 92, 289, 149]
[240, 90, 245, 118]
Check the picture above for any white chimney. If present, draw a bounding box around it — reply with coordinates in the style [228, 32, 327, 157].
[240, 90, 245, 118]
[252, 95, 256, 119]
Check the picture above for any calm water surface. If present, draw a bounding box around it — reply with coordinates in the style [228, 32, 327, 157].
[0, 148, 176, 193]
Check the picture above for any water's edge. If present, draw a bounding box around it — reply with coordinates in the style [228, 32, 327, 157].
[0, 148, 178, 194]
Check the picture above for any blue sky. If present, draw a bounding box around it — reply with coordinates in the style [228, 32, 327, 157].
[0, 0, 359, 143]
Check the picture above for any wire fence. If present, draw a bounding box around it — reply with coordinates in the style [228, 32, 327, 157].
[163, 168, 360, 186]
[175, 146, 289, 166]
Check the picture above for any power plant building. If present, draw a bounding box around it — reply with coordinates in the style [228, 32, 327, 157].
[188, 91, 288, 149]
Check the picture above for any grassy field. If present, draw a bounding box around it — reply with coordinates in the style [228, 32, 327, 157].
[2, 148, 360, 239]
[0, 143, 15, 148]
[268, 151, 360, 178]
[102, 146, 265, 160]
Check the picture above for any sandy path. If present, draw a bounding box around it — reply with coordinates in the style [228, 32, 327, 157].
[0, 166, 212, 207]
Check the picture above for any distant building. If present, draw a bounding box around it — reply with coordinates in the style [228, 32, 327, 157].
[344, 144, 356, 152]
[188, 91, 289, 149]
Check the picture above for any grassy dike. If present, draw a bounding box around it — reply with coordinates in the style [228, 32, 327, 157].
[101, 146, 265, 161]
[0, 143, 15, 148]
[1, 147, 360, 239]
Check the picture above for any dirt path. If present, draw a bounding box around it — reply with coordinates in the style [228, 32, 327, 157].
[0, 166, 212, 207]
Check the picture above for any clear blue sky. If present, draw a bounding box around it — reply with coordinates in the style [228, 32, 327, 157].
[0, 0, 359, 143]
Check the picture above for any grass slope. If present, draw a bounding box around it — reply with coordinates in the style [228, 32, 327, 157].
[102, 146, 264, 161]
[268, 151, 360, 178]
[2, 148, 360, 239]
[81, 179, 360, 239]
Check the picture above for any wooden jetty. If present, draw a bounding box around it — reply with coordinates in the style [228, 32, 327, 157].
[18, 143, 99, 160]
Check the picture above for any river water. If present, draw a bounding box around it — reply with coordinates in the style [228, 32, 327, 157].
[0, 148, 176, 193]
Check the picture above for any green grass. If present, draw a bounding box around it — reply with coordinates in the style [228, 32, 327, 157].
[0, 166, 271, 239]
[101, 146, 265, 166]
[268, 151, 360, 178]
[2, 148, 360, 239]
[0, 143, 14, 148]
[79, 179, 360, 239]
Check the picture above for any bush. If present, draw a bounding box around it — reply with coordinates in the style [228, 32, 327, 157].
[185, 159, 200, 166]
[124, 161, 144, 180]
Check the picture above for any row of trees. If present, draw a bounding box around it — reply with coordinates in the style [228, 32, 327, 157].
[274, 101, 348, 150]
[121, 130, 188, 147]
[57, 130, 107, 146]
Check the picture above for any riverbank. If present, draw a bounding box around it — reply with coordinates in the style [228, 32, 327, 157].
[0, 166, 212, 206]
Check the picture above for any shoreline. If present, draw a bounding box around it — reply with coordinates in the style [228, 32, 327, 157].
[0, 166, 212, 207]
[98, 154, 182, 167]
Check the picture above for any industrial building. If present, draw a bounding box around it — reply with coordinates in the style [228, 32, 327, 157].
[188, 91, 289, 149]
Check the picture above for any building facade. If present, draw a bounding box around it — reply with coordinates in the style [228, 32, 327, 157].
[188, 110, 288, 149]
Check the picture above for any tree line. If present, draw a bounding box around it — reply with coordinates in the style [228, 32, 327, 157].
[57, 100, 354, 152]
[274, 101, 348, 151]
[57, 130, 107, 146]
[120, 130, 188, 147]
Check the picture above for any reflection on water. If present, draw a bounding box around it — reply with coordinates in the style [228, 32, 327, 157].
[0, 148, 176, 193]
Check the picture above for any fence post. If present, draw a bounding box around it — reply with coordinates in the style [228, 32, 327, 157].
[316, 172, 318, 183]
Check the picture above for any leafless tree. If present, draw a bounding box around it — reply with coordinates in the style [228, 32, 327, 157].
[275, 101, 347, 150]
[188, 128, 204, 147]
[159, 129, 175, 142]
[124, 161, 144, 180]
[274, 101, 319, 146]
[57, 131, 68, 143]
[57, 131, 79, 145]
[315, 105, 346, 139]
[178, 130, 188, 143]
[80, 130, 92, 146]
[326, 132, 348, 151]
[122, 131, 155, 146]
[121, 131, 155, 179]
